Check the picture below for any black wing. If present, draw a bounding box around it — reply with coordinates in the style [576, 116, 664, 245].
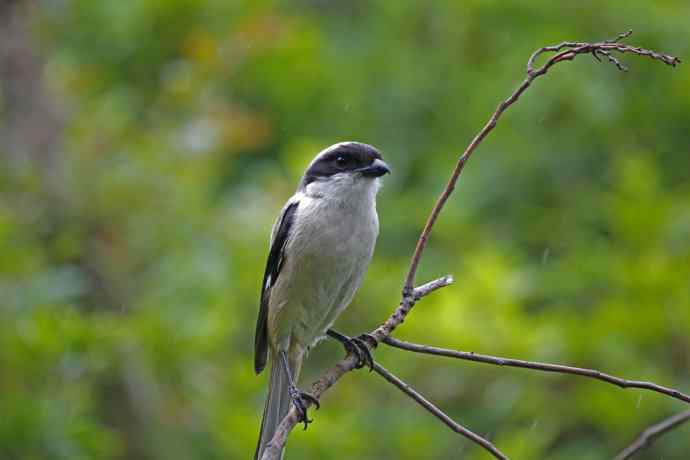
[254, 201, 299, 374]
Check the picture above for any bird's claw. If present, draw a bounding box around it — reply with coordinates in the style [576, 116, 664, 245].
[327, 329, 376, 371]
[349, 335, 375, 370]
[288, 386, 319, 430]
[357, 333, 378, 350]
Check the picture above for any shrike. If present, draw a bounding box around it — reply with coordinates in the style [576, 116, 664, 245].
[254, 142, 390, 460]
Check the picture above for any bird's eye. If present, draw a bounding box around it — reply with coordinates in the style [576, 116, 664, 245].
[335, 156, 348, 167]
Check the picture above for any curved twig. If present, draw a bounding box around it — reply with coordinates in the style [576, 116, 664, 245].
[402, 30, 679, 294]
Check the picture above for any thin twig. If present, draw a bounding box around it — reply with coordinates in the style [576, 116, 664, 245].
[613, 410, 690, 460]
[383, 337, 690, 405]
[372, 362, 509, 460]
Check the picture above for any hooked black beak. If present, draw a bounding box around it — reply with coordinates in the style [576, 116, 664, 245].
[360, 158, 391, 177]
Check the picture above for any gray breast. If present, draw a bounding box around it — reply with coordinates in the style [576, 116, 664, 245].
[282, 193, 379, 348]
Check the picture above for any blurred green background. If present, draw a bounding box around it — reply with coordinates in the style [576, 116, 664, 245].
[1, 1, 689, 459]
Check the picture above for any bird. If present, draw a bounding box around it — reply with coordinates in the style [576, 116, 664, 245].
[254, 141, 390, 460]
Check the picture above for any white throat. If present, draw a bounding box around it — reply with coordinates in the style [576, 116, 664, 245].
[303, 173, 381, 207]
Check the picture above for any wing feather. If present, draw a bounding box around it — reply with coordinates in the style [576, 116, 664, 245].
[254, 201, 299, 374]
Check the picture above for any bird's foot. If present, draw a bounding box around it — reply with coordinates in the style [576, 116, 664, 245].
[357, 333, 378, 350]
[288, 385, 320, 430]
[327, 329, 375, 371]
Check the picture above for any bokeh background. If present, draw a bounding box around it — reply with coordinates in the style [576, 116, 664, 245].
[1, 1, 689, 459]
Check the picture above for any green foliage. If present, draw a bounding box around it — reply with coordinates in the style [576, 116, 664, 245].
[1, 1, 689, 459]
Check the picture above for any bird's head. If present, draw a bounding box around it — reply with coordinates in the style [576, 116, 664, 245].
[299, 142, 390, 196]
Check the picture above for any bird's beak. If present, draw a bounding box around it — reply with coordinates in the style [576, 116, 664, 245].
[360, 158, 391, 177]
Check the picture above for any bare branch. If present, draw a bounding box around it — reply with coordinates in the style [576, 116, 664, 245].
[383, 337, 690, 405]
[526, 30, 679, 75]
[402, 30, 680, 294]
[614, 410, 690, 460]
[372, 362, 509, 460]
[260, 31, 681, 460]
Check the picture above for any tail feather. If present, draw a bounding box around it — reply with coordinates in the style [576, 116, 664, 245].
[255, 354, 302, 460]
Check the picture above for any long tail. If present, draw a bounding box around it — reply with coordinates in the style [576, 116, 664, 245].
[254, 353, 302, 460]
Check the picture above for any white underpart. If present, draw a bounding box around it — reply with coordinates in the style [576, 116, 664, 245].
[267, 172, 381, 359]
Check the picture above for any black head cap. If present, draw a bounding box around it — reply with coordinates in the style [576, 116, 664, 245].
[301, 142, 387, 188]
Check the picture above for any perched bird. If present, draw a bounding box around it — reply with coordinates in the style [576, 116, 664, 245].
[254, 142, 390, 460]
